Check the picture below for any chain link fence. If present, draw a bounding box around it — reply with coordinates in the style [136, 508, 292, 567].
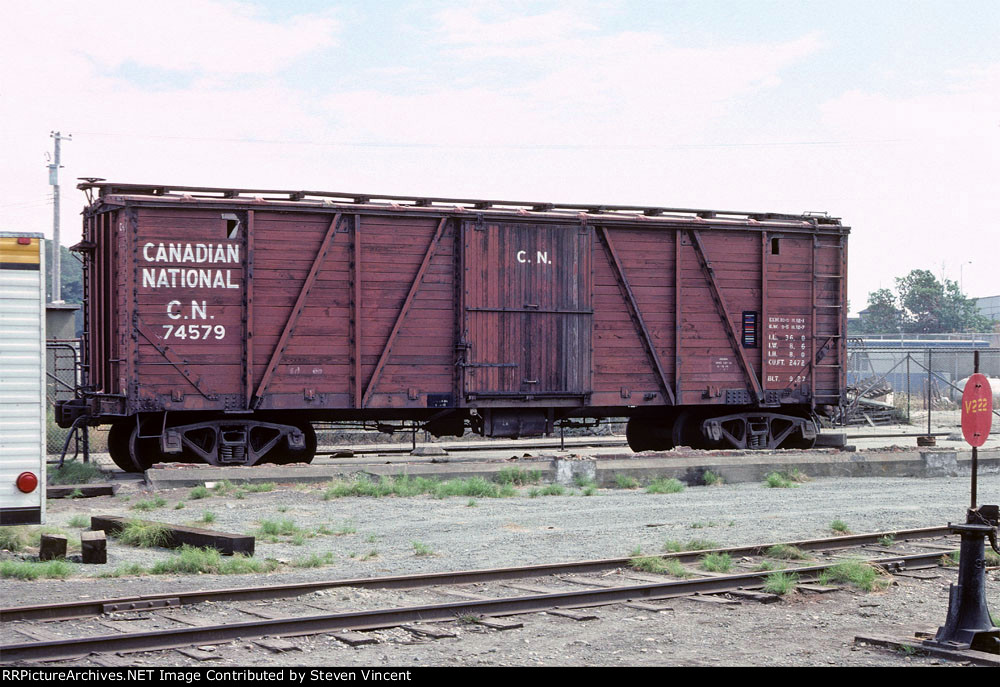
[845, 340, 1000, 427]
[44, 340, 107, 459]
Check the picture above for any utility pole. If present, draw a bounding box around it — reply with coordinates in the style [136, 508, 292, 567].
[48, 131, 71, 303]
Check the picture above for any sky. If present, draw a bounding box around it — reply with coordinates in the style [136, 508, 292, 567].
[1, 0, 997, 315]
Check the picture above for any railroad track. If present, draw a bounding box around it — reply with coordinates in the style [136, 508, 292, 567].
[1, 526, 960, 663]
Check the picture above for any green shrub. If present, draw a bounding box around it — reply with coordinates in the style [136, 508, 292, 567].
[831, 519, 850, 534]
[412, 541, 433, 556]
[67, 515, 89, 529]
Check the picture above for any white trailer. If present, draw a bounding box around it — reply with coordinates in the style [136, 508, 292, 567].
[0, 232, 46, 525]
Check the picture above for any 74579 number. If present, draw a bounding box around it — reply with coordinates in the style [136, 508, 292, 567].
[162, 324, 226, 340]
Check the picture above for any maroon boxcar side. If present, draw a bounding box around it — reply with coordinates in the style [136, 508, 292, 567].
[62, 182, 848, 471]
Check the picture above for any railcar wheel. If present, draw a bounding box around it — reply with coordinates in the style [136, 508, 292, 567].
[670, 410, 698, 448]
[107, 420, 160, 473]
[626, 419, 652, 452]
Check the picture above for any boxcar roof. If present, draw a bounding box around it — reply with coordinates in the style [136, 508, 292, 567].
[78, 180, 848, 233]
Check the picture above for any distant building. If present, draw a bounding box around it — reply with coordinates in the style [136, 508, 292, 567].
[974, 294, 1000, 324]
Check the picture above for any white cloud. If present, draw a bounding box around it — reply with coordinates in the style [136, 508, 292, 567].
[3, 1, 339, 77]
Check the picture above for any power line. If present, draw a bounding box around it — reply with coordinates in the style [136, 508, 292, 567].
[70, 129, 917, 151]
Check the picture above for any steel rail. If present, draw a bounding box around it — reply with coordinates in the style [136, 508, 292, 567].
[0, 551, 950, 663]
[0, 526, 950, 623]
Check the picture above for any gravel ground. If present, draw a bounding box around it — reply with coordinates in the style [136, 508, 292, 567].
[4, 470, 999, 666]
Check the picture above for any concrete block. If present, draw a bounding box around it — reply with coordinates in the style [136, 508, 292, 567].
[921, 451, 959, 478]
[552, 457, 596, 486]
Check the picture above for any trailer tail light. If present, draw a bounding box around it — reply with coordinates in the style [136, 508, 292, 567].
[16, 472, 38, 493]
[17, 237, 32, 245]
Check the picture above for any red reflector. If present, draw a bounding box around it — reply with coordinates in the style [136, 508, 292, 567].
[17, 237, 32, 245]
[16, 472, 38, 493]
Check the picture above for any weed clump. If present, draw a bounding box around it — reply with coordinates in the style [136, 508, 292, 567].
[0, 559, 74, 580]
[765, 544, 810, 561]
[700, 552, 733, 573]
[116, 520, 172, 548]
[702, 470, 723, 486]
[494, 468, 542, 486]
[646, 478, 684, 494]
[614, 474, 639, 489]
[763, 571, 798, 595]
[49, 460, 102, 485]
[131, 496, 167, 512]
[819, 560, 890, 592]
[764, 472, 795, 489]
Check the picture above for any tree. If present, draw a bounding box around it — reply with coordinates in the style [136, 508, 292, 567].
[859, 288, 902, 334]
[860, 269, 993, 334]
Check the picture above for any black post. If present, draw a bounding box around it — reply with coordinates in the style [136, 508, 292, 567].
[927, 348, 933, 437]
[925, 348, 999, 655]
[906, 353, 911, 424]
[971, 350, 979, 510]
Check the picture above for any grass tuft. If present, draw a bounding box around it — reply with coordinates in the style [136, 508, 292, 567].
[149, 545, 277, 575]
[819, 560, 890, 592]
[646, 477, 685, 494]
[0, 559, 74, 580]
[764, 472, 795, 488]
[290, 552, 335, 568]
[614, 474, 640, 489]
[763, 571, 798, 595]
[831, 519, 850, 534]
[700, 552, 733, 573]
[702, 470, 724, 486]
[256, 518, 304, 537]
[189, 486, 210, 500]
[494, 467, 542, 486]
[765, 544, 810, 561]
[116, 520, 172, 548]
[131, 496, 167, 512]
[67, 515, 89, 529]
[0, 528, 27, 552]
[412, 541, 434, 556]
[49, 460, 102, 485]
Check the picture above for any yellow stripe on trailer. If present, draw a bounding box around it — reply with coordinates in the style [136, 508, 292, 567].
[0, 237, 42, 267]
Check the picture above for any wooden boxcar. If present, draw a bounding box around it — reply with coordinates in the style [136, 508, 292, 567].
[58, 182, 848, 472]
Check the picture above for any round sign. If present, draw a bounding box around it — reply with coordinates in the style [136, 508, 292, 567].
[961, 373, 993, 447]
